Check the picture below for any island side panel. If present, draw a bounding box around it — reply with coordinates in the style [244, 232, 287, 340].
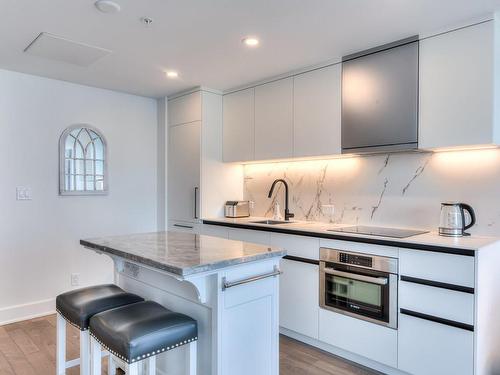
[218, 258, 281, 375]
[113, 258, 216, 375]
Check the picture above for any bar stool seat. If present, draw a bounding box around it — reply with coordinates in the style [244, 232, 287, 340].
[89, 301, 198, 375]
[56, 284, 144, 375]
[56, 284, 144, 330]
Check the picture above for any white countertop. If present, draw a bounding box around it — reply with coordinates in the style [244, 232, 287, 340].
[203, 217, 500, 252]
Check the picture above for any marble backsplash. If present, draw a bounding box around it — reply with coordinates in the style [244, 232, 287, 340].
[243, 148, 500, 236]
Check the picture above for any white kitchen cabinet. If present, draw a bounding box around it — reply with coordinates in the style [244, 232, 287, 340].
[200, 224, 229, 238]
[168, 121, 200, 223]
[293, 65, 341, 157]
[398, 312, 474, 375]
[227, 228, 271, 245]
[279, 259, 319, 339]
[221, 260, 280, 375]
[399, 249, 475, 287]
[168, 91, 201, 126]
[223, 88, 255, 162]
[319, 309, 398, 368]
[419, 20, 499, 149]
[254, 78, 293, 160]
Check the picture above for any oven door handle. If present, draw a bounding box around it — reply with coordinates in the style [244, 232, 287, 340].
[323, 267, 388, 285]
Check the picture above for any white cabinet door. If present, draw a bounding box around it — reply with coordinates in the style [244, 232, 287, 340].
[419, 21, 495, 149]
[168, 91, 201, 126]
[199, 224, 229, 238]
[293, 65, 341, 157]
[398, 312, 474, 375]
[221, 261, 279, 375]
[223, 88, 255, 162]
[168, 121, 200, 223]
[279, 259, 319, 339]
[255, 78, 293, 160]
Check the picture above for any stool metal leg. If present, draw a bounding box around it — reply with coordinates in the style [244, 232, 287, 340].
[90, 337, 102, 375]
[80, 330, 90, 375]
[56, 313, 66, 375]
[128, 362, 139, 375]
[188, 341, 197, 375]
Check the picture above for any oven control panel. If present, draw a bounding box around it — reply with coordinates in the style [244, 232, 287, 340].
[339, 252, 373, 268]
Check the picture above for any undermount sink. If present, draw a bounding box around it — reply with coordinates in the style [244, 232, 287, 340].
[250, 220, 294, 225]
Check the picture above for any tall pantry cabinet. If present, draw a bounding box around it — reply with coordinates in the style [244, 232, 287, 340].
[167, 89, 243, 231]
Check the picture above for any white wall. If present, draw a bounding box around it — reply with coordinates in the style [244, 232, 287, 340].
[0, 69, 158, 324]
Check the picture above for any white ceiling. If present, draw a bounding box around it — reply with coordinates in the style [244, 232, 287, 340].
[1, 0, 500, 98]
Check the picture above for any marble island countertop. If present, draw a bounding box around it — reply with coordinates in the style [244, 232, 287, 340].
[203, 217, 500, 254]
[81, 231, 286, 276]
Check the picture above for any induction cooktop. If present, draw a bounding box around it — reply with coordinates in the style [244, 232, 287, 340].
[327, 226, 428, 239]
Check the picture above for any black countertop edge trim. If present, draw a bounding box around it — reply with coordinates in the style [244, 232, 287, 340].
[202, 220, 476, 257]
[400, 308, 474, 332]
[283, 255, 320, 265]
[400, 275, 475, 294]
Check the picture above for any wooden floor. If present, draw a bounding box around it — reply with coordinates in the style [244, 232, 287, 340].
[0, 315, 379, 375]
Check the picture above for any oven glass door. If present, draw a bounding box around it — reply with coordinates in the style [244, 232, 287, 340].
[324, 263, 390, 323]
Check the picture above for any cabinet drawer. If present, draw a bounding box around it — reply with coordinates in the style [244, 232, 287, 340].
[200, 224, 229, 238]
[169, 221, 199, 233]
[398, 312, 473, 375]
[319, 309, 397, 368]
[399, 280, 474, 324]
[399, 249, 474, 287]
[270, 233, 319, 260]
[227, 228, 271, 246]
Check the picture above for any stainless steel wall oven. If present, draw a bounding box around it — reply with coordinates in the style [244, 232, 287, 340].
[320, 248, 398, 329]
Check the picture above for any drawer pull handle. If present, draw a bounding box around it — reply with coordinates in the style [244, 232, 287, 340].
[400, 308, 474, 332]
[222, 266, 281, 291]
[174, 224, 194, 229]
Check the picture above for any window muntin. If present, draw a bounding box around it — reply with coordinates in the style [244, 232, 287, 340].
[59, 125, 107, 195]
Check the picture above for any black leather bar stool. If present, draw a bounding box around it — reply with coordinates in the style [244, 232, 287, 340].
[56, 284, 144, 375]
[89, 300, 198, 375]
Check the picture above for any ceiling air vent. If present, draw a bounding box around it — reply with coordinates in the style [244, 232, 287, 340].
[24, 32, 112, 67]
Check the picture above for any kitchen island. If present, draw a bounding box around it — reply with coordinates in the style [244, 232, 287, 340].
[80, 231, 286, 375]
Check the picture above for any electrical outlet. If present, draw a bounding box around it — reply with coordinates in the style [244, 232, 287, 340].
[16, 186, 32, 200]
[71, 273, 80, 287]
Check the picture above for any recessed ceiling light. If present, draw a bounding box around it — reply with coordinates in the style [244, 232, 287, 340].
[166, 71, 178, 78]
[94, 0, 121, 13]
[242, 37, 259, 47]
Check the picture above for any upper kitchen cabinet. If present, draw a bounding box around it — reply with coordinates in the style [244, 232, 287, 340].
[223, 88, 255, 162]
[293, 65, 341, 157]
[255, 78, 294, 160]
[419, 20, 499, 150]
[168, 91, 201, 126]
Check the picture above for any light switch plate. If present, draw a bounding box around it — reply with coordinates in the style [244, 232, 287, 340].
[16, 186, 32, 200]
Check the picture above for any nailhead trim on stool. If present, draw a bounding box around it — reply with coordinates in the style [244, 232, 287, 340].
[89, 331, 198, 363]
[56, 308, 88, 331]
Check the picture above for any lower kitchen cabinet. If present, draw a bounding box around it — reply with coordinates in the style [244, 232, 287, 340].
[279, 258, 319, 339]
[398, 312, 474, 375]
[200, 224, 229, 238]
[319, 309, 397, 368]
[227, 228, 271, 245]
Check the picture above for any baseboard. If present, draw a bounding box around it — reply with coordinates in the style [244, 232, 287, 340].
[279, 327, 405, 375]
[0, 298, 55, 326]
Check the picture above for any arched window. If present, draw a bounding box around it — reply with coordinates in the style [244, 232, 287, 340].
[59, 125, 108, 195]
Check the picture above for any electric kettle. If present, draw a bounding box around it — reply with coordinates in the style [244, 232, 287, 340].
[439, 202, 476, 237]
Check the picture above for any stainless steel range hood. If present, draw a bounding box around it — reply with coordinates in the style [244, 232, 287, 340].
[341, 36, 419, 154]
